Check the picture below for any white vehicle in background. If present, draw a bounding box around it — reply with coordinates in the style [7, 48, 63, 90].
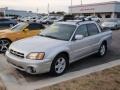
[75, 16, 86, 20]
[101, 19, 120, 30]
[37, 16, 48, 23]
[31, 16, 42, 22]
[40, 16, 63, 24]
[20, 17, 31, 22]
[20, 16, 42, 22]
[86, 16, 100, 23]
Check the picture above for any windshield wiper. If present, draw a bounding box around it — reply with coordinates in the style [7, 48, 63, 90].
[39, 34, 45, 37]
[44, 35, 58, 39]
[39, 34, 61, 39]
[39, 34, 65, 40]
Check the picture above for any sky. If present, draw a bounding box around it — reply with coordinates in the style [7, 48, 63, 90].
[0, 0, 120, 13]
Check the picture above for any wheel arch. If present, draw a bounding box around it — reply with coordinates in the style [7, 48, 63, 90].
[102, 40, 107, 47]
[51, 51, 70, 65]
[56, 51, 70, 61]
[50, 51, 70, 76]
[0, 38, 12, 43]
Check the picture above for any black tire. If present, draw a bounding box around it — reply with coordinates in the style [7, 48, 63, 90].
[0, 39, 11, 53]
[50, 54, 69, 76]
[97, 43, 107, 57]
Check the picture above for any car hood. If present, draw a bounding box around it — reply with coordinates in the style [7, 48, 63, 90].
[9, 36, 68, 55]
[0, 29, 13, 35]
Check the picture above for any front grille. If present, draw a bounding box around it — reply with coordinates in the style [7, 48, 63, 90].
[10, 49, 24, 58]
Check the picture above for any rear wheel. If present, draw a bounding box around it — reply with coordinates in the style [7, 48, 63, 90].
[0, 39, 11, 53]
[97, 43, 107, 57]
[50, 54, 69, 76]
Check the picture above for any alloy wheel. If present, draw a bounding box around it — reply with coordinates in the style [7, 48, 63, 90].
[55, 57, 66, 74]
[0, 40, 10, 53]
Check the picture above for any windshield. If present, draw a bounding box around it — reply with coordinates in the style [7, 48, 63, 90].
[11, 23, 28, 31]
[39, 24, 76, 41]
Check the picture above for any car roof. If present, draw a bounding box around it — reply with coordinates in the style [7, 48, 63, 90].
[56, 20, 96, 26]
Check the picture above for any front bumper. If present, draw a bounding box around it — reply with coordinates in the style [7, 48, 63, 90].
[6, 51, 52, 74]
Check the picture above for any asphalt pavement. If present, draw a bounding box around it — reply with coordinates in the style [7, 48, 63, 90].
[0, 30, 120, 90]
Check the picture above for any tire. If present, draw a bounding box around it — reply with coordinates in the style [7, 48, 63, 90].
[97, 43, 107, 57]
[50, 54, 69, 76]
[0, 39, 11, 53]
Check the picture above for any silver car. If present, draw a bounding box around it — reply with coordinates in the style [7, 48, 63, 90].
[6, 20, 112, 76]
[101, 19, 120, 30]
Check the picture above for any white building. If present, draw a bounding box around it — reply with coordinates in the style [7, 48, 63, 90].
[69, 1, 120, 18]
[0, 7, 38, 17]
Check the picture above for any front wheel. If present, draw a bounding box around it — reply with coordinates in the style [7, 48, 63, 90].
[50, 54, 69, 76]
[0, 39, 11, 53]
[97, 43, 107, 57]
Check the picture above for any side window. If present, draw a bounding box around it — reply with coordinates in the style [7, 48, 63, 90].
[75, 24, 88, 37]
[27, 23, 41, 30]
[87, 23, 99, 36]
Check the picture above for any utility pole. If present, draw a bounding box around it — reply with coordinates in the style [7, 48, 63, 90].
[37, 8, 39, 13]
[80, 0, 83, 16]
[71, 0, 72, 15]
[81, 0, 83, 5]
[37, 8, 39, 17]
[48, 3, 50, 17]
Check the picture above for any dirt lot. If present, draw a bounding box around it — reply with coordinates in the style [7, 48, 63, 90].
[39, 65, 120, 90]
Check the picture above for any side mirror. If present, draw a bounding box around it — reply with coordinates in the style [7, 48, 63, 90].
[23, 28, 29, 32]
[75, 35, 84, 40]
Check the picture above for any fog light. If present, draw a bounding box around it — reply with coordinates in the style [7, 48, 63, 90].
[26, 67, 36, 74]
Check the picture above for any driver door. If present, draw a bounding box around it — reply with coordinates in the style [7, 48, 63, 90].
[70, 24, 91, 62]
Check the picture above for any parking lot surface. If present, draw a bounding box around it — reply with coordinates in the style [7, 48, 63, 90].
[0, 29, 120, 90]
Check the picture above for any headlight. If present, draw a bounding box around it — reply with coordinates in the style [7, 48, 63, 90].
[26, 52, 45, 60]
